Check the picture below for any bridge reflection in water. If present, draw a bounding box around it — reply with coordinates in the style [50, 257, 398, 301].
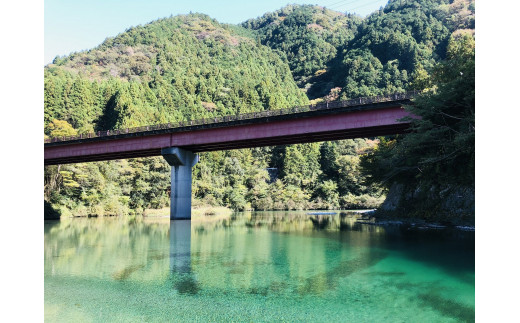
[44, 212, 474, 299]
[44, 213, 388, 289]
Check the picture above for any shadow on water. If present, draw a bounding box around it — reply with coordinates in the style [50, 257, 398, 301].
[314, 213, 476, 279]
[418, 291, 475, 323]
[381, 226, 475, 282]
[391, 280, 475, 322]
[171, 274, 199, 295]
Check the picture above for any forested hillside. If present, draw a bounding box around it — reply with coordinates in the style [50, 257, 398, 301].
[243, 0, 473, 100]
[44, 0, 475, 221]
[45, 13, 307, 133]
[242, 4, 361, 91]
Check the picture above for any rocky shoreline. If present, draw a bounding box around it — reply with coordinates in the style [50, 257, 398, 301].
[352, 210, 475, 231]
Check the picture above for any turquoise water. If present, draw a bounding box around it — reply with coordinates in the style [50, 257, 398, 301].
[44, 211, 475, 322]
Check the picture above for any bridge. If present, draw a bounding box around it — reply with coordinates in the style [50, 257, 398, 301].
[44, 92, 416, 219]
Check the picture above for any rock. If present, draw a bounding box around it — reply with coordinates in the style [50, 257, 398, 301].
[376, 182, 474, 226]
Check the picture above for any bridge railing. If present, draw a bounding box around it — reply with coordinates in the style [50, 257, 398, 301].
[44, 91, 417, 144]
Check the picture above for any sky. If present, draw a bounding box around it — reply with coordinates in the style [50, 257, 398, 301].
[44, 0, 388, 64]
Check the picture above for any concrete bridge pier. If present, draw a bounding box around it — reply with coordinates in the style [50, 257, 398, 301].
[161, 147, 199, 220]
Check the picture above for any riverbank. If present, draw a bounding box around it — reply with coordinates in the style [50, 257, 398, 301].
[351, 210, 475, 231]
[143, 206, 233, 222]
[46, 201, 474, 232]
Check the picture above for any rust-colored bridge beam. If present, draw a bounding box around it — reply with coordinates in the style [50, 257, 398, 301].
[44, 100, 414, 165]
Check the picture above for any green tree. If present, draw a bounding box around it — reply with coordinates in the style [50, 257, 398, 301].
[361, 34, 475, 189]
[319, 141, 339, 180]
[46, 119, 77, 138]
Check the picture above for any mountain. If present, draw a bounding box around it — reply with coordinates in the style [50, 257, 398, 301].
[242, 4, 361, 90]
[243, 0, 474, 100]
[45, 13, 308, 134]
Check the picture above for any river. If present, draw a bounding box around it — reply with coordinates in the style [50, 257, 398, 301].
[44, 210, 475, 322]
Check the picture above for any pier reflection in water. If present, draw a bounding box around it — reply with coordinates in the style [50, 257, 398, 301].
[169, 220, 198, 294]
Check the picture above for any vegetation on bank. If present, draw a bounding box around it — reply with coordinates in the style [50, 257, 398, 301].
[44, 0, 475, 222]
[361, 33, 475, 223]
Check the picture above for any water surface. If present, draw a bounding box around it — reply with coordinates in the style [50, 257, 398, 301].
[45, 211, 475, 322]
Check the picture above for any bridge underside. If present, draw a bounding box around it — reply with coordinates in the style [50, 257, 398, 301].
[185, 123, 410, 152]
[44, 104, 413, 166]
[45, 124, 409, 165]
